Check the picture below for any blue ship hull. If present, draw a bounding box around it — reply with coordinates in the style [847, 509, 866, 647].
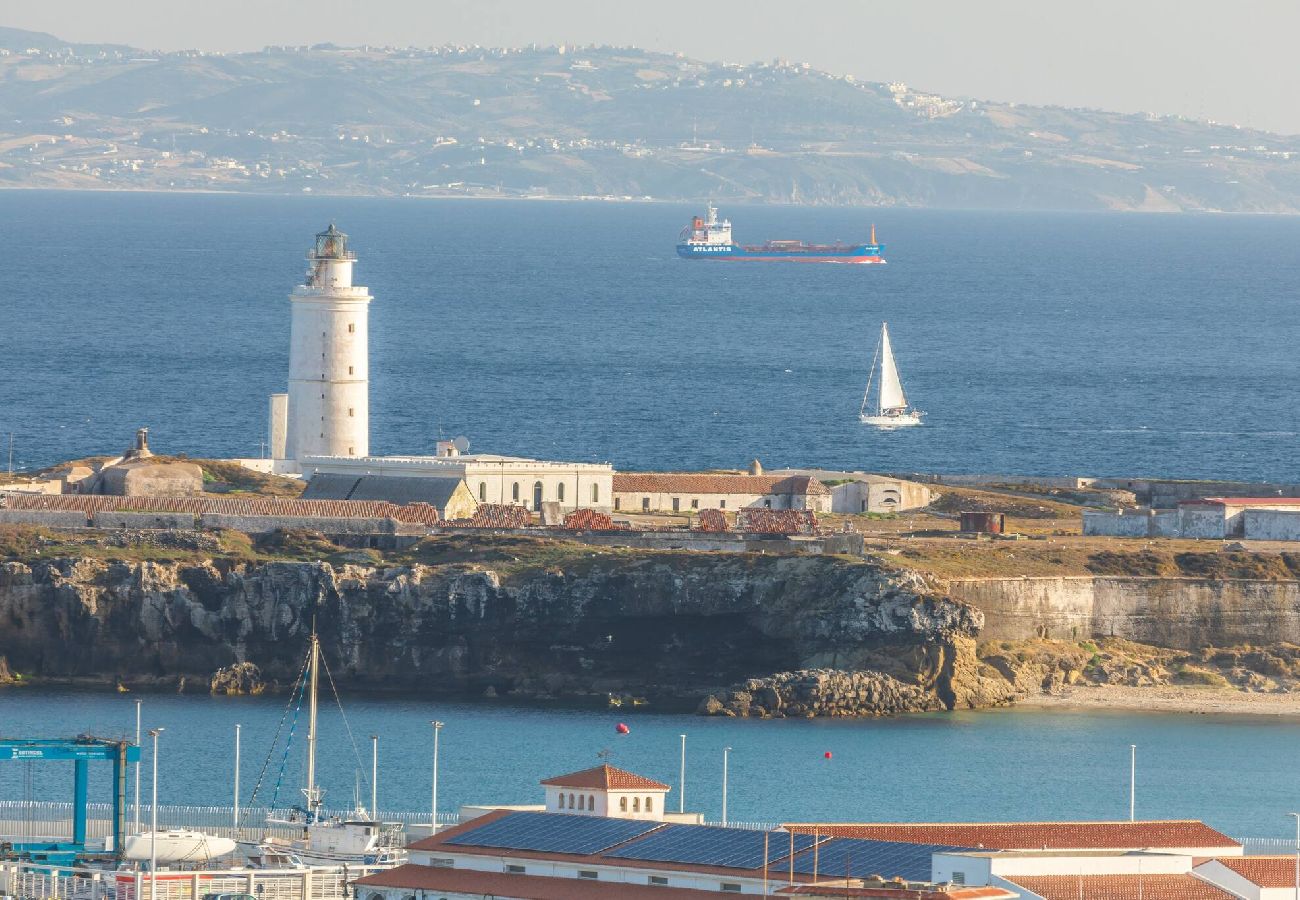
[676, 242, 885, 262]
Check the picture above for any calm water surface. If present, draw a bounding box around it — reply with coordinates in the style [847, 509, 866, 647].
[0, 689, 1293, 839]
[3, 191, 1300, 480]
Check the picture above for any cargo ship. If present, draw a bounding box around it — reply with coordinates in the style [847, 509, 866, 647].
[676, 205, 885, 263]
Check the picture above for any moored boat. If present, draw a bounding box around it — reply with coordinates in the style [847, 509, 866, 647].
[859, 322, 923, 427]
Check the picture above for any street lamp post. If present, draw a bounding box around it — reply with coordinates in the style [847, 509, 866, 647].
[233, 724, 241, 839]
[1129, 744, 1136, 822]
[370, 735, 378, 819]
[721, 747, 732, 827]
[148, 728, 165, 900]
[133, 700, 142, 834]
[679, 735, 687, 814]
[1289, 812, 1300, 900]
[431, 721, 444, 828]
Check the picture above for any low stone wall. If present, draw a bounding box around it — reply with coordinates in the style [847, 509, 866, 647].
[198, 514, 406, 534]
[545, 530, 865, 555]
[948, 575, 1300, 648]
[92, 510, 198, 530]
[0, 509, 90, 528]
[1244, 510, 1300, 542]
[1082, 509, 1178, 538]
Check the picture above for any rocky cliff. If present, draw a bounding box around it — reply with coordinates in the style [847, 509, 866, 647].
[0, 549, 994, 712]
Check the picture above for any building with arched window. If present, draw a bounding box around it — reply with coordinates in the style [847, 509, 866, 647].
[540, 765, 670, 822]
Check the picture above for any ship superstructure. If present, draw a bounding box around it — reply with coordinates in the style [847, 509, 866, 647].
[676, 204, 885, 263]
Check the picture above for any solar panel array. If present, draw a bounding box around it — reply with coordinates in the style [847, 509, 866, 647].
[789, 837, 970, 882]
[443, 811, 665, 855]
[604, 824, 818, 869]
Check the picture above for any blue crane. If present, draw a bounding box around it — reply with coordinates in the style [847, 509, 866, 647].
[0, 736, 141, 860]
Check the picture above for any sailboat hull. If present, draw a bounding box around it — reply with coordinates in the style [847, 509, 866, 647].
[860, 412, 923, 428]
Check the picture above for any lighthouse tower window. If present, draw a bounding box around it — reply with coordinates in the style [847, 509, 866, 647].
[348, 323, 355, 333]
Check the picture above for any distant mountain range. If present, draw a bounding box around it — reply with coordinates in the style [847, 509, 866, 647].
[2, 26, 1298, 212]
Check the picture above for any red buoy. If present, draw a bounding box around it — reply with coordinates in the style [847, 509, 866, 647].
[616, 723, 630, 735]
[824, 751, 833, 759]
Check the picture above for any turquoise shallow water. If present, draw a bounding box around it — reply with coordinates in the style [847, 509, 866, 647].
[4, 191, 1300, 480]
[0, 689, 1292, 839]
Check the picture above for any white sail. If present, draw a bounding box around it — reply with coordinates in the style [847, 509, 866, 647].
[877, 323, 907, 412]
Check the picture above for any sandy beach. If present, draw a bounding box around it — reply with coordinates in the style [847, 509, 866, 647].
[1018, 684, 1300, 717]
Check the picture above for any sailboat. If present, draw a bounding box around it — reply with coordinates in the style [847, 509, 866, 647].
[859, 322, 923, 427]
[244, 632, 407, 868]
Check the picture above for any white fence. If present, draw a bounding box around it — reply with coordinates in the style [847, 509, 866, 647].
[0, 862, 383, 900]
[0, 801, 460, 844]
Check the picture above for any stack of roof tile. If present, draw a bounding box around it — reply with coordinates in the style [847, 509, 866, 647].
[736, 508, 817, 535]
[562, 509, 617, 531]
[443, 504, 532, 529]
[694, 509, 729, 532]
[0, 492, 446, 525]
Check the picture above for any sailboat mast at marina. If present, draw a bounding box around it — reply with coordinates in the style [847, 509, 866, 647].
[859, 322, 923, 427]
[243, 630, 407, 867]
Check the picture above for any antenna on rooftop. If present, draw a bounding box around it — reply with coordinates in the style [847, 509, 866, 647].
[6, 433, 12, 476]
[597, 748, 613, 763]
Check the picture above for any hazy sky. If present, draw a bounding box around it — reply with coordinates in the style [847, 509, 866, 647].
[9, 0, 1300, 134]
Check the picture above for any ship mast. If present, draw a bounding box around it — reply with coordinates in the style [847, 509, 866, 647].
[303, 630, 322, 821]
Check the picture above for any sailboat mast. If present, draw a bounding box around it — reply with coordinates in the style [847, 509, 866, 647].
[306, 631, 320, 820]
[878, 323, 888, 416]
[860, 330, 882, 418]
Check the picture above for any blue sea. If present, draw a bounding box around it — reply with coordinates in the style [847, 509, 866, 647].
[4, 191, 1300, 479]
[0, 690, 1294, 839]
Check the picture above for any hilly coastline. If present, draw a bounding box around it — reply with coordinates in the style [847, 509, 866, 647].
[3, 27, 1300, 212]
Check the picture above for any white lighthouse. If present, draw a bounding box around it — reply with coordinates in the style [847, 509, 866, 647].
[276, 224, 373, 466]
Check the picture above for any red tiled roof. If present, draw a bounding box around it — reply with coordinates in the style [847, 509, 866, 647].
[541, 764, 670, 791]
[782, 821, 1240, 851]
[612, 473, 828, 496]
[1208, 855, 1300, 887]
[1003, 874, 1235, 900]
[354, 863, 739, 899]
[780, 887, 1016, 899]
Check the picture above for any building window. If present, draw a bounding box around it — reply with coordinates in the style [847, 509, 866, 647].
[578, 871, 598, 880]
[648, 876, 668, 886]
[588, 794, 594, 809]
[348, 447, 354, 456]
[513, 482, 520, 502]
[568, 793, 575, 808]
[427, 858, 454, 869]
[614, 498, 621, 510]
[645, 797, 653, 812]
[558, 482, 565, 502]
[620, 797, 628, 812]
[505, 864, 526, 874]
[557, 793, 565, 809]
[479, 482, 487, 502]
[691, 499, 699, 510]
[348, 323, 355, 333]
[672, 498, 680, 512]
[592, 484, 599, 503]
[349, 366, 355, 374]
[720, 500, 726, 509]
[642, 497, 650, 511]
[348, 408, 354, 417]
[764, 498, 772, 508]
[720, 884, 742, 893]
[632, 797, 640, 812]
[952, 872, 966, 885]
[578, 795, 585, 811]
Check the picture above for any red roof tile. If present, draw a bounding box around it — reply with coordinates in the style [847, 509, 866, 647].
[540, 764, 671, 791]
[780, 887, 1016, 899]
[354, 863, 738, 898]
[1208, 855, 1300, 887]
[782, 821, 1239, 851]
[613, 474, 828, 496]
[1003, 874, 1235, 900]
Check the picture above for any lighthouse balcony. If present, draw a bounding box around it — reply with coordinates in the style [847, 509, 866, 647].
[292, 284, 372, 298]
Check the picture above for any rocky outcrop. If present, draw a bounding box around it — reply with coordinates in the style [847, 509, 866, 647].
[700, 637, 1021, 718]
[210, 661, 266, 695]
[0, 551, 985, 713]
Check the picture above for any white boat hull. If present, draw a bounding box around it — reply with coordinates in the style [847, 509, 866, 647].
[860, 412, 923, 428]
[123, 830, 237, 863]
